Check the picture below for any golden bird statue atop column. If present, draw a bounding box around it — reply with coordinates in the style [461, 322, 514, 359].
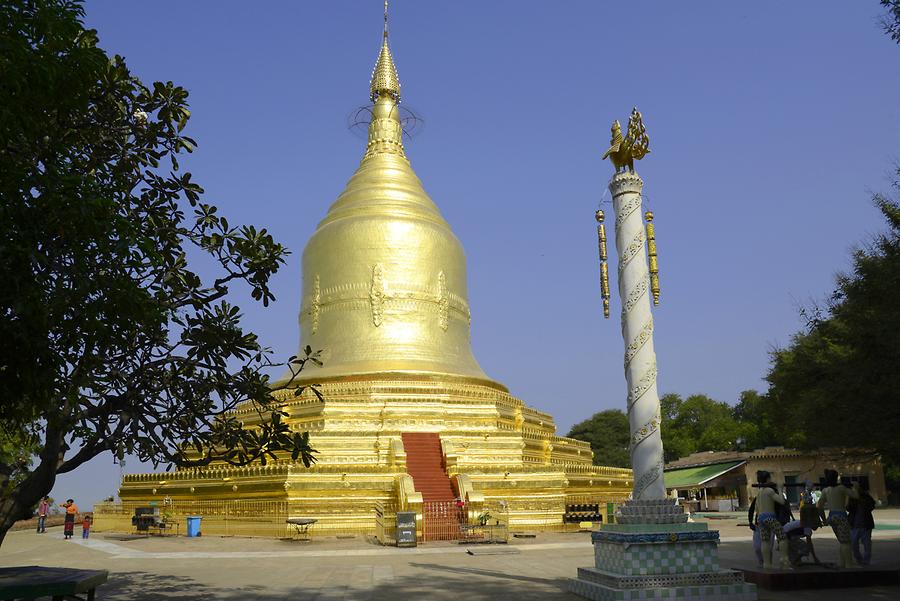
[602, 107, 650, 174]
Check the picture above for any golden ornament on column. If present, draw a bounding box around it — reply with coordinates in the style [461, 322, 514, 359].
[645, 211, 660, 305]
[595, 209, 610, 318]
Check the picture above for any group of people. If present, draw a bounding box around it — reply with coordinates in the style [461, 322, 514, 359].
[749, 469, 876, 569]
[36, 496, 92, 539]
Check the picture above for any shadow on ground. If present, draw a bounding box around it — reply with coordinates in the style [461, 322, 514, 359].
[409, 561, 568, 587]
[101, 569, 577, 600]
[102, 534, 152, 542]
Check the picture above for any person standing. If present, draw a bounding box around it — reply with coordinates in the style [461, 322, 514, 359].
[849, 481, 876, 566]
[810, 486, 822, 506]
[753, 471, 790, 569]
[748, 496, 772, 567]
[817, 469, 859, 568]
[36, 496, 50, 534]
[81, 514, 92, 539]
[799, 488, 822, 564]
[60, 499, 79, 540]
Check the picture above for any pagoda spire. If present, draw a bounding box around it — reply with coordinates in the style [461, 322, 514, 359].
[292, 1, 497, 389]
[365, 1, 405, 159]
[370, 0, 401, 102]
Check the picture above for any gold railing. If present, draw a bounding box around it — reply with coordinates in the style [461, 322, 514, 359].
[93, 499, 290, 538]
[93, 494, 624, 541]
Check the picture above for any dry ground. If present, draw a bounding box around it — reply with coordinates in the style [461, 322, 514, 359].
[1, 510, 899, 600]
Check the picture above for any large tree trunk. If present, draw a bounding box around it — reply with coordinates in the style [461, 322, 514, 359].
[0, 469, 58, 547]
[0, 495, 30, 547]
[0, 436, 63, 548]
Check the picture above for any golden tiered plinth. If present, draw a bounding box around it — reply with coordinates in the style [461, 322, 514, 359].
[96, 12, 632, 540]
[107, 377, 631, 538]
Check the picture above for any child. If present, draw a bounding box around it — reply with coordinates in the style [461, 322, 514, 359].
[799, 488, 822, 564]
[36, 496, 50, 534]
[82, 514, 92, 539]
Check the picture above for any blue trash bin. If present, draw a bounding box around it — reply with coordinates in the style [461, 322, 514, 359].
[186, 516, 202, 537]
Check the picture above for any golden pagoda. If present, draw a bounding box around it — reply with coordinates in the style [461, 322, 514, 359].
[103, 8, 631, 540]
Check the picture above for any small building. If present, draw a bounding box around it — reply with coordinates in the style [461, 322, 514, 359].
[664, 447, 886, 510]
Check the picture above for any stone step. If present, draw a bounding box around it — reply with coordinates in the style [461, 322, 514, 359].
[401, 432, 456, 503]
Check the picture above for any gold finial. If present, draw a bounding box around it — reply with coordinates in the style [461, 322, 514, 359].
[596, 210, 610, 318]
[645, 211, 660, 305]
[602, 108, 650, 174]
[371, 1, 401, 102]
[364, 0, 404, 158]
[595, 210, 608, 262]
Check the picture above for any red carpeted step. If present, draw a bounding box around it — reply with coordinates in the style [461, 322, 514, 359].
[401, 432, 456, 502]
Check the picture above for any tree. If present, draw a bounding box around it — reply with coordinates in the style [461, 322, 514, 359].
[659, 394, 697, 462]
[881, 0, 900, 43]
[731, 389, 776, 450]
[659, 393, 755, 462]
[0, 0, 316, 545]
[766, 169, 900, 471]
[567, 409, 630, 468]
[568, 391, 761, 467]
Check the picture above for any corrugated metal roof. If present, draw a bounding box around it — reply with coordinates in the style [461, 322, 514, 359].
[663, 460, 746, 489]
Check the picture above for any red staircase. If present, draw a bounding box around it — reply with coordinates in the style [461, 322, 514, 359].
[401, 432, 455, 501]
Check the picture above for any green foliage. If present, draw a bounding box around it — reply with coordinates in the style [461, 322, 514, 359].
[659, 393, 755, 462]
[766, 170, 900, 468]
[0, 429, 39, 515]
[731, 389, 779, 450]
[0, 0, 318, 538]
[659, 394, 695, 461]
[567, 409, 630, 468]
[881, 0, 900, 43]
[569, 392, 769, 467]
[884, 463, 900, 497]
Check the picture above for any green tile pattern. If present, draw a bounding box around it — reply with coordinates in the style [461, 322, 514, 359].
[601, 523, 708, 534]
[568, 578, 757, 601]
[570, 498, 757, 601]
[593, 539, 719, 575]
[576, 567, 745, 589]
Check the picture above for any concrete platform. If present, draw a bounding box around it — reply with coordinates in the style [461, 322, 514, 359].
[1, 515, 899, 601]
[740, 565, 900, 590]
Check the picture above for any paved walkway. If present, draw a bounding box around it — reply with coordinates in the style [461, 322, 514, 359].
[2, 513, 899, 600]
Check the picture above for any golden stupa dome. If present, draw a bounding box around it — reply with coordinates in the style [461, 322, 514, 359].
[293, 20, 501, 391]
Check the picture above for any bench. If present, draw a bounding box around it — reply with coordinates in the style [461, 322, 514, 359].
[286, 518, 317, 540]
[130, 506, 178, 536]
[132, 520, 178, 536]
[0, 566, 108, 601]
[153, 521, 179, 536]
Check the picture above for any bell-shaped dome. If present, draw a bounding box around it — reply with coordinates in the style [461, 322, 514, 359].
[293, 31, 501, 391]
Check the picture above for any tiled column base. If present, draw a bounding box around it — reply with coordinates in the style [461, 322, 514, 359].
[570, 500, 756, 601]
[569, 576, 757, 601]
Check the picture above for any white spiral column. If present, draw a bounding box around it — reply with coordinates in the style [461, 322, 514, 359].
[609, 171, 665, 500]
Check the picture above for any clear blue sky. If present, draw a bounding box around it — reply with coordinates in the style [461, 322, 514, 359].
[53, 1, 898, 508]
